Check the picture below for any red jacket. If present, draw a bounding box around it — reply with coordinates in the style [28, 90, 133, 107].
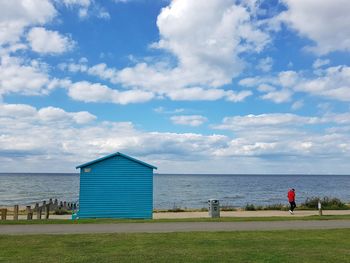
[288, 190, 295, 202]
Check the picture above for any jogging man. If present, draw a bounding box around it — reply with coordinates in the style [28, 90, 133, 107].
[288, 188, 296, 214]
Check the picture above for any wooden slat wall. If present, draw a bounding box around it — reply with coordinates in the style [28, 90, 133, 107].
[78, 155, 153, 219]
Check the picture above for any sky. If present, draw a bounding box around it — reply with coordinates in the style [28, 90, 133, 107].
[1, 0, 350, 174]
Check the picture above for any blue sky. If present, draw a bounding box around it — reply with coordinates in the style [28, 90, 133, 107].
[1, 0, 350, 174]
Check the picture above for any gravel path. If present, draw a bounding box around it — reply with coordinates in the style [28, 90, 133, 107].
[1, 220, 350, 235]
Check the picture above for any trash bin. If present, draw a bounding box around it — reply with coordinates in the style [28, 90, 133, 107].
[208, 199, 220, 218]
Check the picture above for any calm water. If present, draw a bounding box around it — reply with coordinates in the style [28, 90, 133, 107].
[0, 173, 349, 209]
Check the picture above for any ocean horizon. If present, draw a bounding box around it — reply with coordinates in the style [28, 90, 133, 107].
[1, 173, 350, 209]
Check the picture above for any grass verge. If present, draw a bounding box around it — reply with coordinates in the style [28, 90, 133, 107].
[1, 214, 350, 225]
[1, 229, 350, 263]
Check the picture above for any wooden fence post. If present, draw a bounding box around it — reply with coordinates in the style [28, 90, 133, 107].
[1, 208, 7, 220]
[42, 201, 46, 213]
[36, 207, 42, 219]
[45, 204, 50, 219]
[13, 205, 19, 220]
[49, 199, 53, 211]
[26, 206, 33, 220]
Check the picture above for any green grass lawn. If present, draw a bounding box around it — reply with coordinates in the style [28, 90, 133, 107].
[1, 214, 350, 224]
[1, 229, 350, 263]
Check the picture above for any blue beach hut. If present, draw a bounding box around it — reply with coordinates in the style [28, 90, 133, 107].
[74, 152, 157, 219]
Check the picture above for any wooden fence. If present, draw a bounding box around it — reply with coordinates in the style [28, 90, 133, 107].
[0, 199, 77, 221]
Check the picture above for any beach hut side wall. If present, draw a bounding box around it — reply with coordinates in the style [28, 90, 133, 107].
[78, 155, 153, 219]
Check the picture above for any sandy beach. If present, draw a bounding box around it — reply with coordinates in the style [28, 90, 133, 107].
[153, 209, 350, 219]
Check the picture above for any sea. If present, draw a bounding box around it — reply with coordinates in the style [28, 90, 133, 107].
[0, 173, 349, 209]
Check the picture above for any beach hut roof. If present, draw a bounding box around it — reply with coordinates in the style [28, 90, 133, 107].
[76, 152, 157, 170]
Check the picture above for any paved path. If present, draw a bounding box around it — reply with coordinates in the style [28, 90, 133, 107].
[1, 220, 350, 235]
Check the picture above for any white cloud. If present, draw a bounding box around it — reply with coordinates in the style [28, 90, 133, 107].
[239, 71, 296, 104]
[0, 43, 28, 57]
[0, 103, 36, 117]
[291, 100, 304, 111]
[59, 62, 88, 72]
[88, 63, 117, 82]
[211, 112, 350, 162]
[215, 113, 320, 131]
[170, 115, 208, 127]
[67, 81, 154, 105]
[256, 57, 273, 72]
[167, 87, 251, 102]
[257, 84, 275, 92]
[239, 75, 276, 87]
[261, 89, 293, 103]
[72, 111, 97, 124]
[1, 55, 160, 106]
[323, 112, 350, 125]
[226, 90, 252, 102]
[38, 106, 96, 124]
[214, 112, 350, 134]
[97, 9, 110, 20]
[154, 107, 185, 114]
[295, 66, 350, 101]
[154, 0, 269, 82]
[62, 0, 91, 6]
[1, 104, 350, 173]
[240, 66, 350, 103]
[0, 103, 96, 124]
[27, 27, 75, 54]
[279, 0, 350, 54]
[78, 8, 88, 18]
[167, 87, 226, 101]
[56, 0, 271, 103]
[64, 0, 269, 102]
[0, 56, 51, 96]
[37, 107, 66, 121]
[313, 58, 330, 69]
[61, 0, 110, 20]
[61, 61, 253, 102]
[278, 71, 298, 88]
[79, 57, 88, 63]
[0, 104, 229, 172]
[62, 0, 91, 18]
[0, 0, 56, 46]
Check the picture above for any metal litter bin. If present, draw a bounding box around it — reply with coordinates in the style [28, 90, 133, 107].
[208, 199, 220, 218]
